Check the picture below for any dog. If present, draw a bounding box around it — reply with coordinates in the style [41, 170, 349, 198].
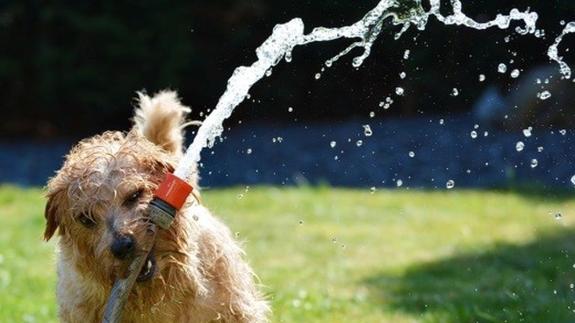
[44, 91, 269, 322]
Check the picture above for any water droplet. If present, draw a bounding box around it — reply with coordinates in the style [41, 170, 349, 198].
[265, 69, 273, 77]
[356, 140, 363, 147]
[483, 131, 489, 137]
[352, 57, 362, 68]
[288, 107, 293, 112]
[363, 125, 373, 137]
[570, 175, 575, 185]
[246, 148, 253, 154]
[479, 74, 486, 82]
[299, 220, 304, 225]
[530, 159, 538, 168]
[409, 151, 415, 158]
[369, 111, 375, 118]
[381, 101, 392, 109]
[555, 213, 563, 220]
[403, 49, 410, 60]
[370, 187, 376, 194]
[439, 119, 445, 125]
[451, 88, 459, 96]
[446, 180, 455, 189]
[537, 146, 544, 152]
[399, 72, 406, 79]
[523, 127, 532, 137]
[330, 141, 337, 148]
[314, 73, 321, 80]
[470, 131, 478, 139]
[538, 90, 551, 100]
[570, 283, 574, 289]
[237, 193, 244, 199]
[516, 141, 525, 152]
[511, 69, 521, 78]
[560, 129, 567, 136]
[395, 87, 405, 96]
[498, 63, 507, 73]
[396, 179, 403, 187]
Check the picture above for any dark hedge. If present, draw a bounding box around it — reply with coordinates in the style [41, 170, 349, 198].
[1, 1, 574, 137]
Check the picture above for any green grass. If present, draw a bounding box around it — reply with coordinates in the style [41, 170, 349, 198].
[1, 185, 575, 322]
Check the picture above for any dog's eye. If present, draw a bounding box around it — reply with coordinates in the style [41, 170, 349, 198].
[77, 212, 97, 229]
[124, 189, 144, 206]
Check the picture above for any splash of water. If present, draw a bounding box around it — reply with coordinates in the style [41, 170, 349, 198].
[175, 0, 539, 181]
[548, 21, 575, 79]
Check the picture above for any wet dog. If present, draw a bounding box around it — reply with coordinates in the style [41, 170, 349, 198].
[44, 91, 269, 322]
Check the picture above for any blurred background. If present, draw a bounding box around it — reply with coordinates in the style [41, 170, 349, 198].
[1, 0, 575, 188]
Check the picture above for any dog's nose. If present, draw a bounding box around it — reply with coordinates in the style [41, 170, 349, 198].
[110, 234, 136, 260]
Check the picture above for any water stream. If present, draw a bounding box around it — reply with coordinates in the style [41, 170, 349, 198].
[548, 21, 575, 79]
[174, 0, 571, 182]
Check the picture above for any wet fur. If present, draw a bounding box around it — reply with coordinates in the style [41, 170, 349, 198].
[44, 91, 269, 322]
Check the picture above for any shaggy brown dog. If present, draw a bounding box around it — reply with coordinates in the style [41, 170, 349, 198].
[44, 91, 269, 322]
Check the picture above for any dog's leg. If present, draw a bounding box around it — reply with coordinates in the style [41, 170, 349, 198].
[195, 214, 270, 322]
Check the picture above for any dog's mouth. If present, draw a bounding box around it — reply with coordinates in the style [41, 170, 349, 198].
[136, 252, 156, 282]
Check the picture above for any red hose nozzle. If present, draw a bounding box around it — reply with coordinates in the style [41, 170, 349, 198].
[148, 173, 193, 229]
[153, 173, 193, 209]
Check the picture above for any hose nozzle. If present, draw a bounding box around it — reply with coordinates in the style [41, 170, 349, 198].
[148, 173, 193, 229]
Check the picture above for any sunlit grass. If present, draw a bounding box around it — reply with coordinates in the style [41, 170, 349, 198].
[1, 185, 574, 322]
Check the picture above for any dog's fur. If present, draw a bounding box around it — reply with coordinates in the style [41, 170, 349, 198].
[44, 91, 269, 322]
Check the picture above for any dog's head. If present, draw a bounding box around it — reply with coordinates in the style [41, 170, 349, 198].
[44, 91, 197, 286]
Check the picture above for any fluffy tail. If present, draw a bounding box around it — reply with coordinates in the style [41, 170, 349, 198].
[133, 90, 191, 155]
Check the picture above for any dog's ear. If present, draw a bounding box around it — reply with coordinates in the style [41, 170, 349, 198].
[44, 190, 63, 241]
[132, 91, 191, 155]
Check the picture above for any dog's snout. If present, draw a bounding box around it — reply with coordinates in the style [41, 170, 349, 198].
[110, 234, 136, 260]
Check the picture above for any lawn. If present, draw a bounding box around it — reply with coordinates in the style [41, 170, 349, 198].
[1, 185, 575, 322]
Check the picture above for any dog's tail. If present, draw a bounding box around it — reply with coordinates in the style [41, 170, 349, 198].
[133, 90, 192, 155]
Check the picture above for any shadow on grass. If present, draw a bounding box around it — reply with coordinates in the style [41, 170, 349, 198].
[365, 229, 575, 322]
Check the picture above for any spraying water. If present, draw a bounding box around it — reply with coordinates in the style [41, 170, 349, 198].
[175, 0, 540, 182]
[547, 21, 575, 80]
